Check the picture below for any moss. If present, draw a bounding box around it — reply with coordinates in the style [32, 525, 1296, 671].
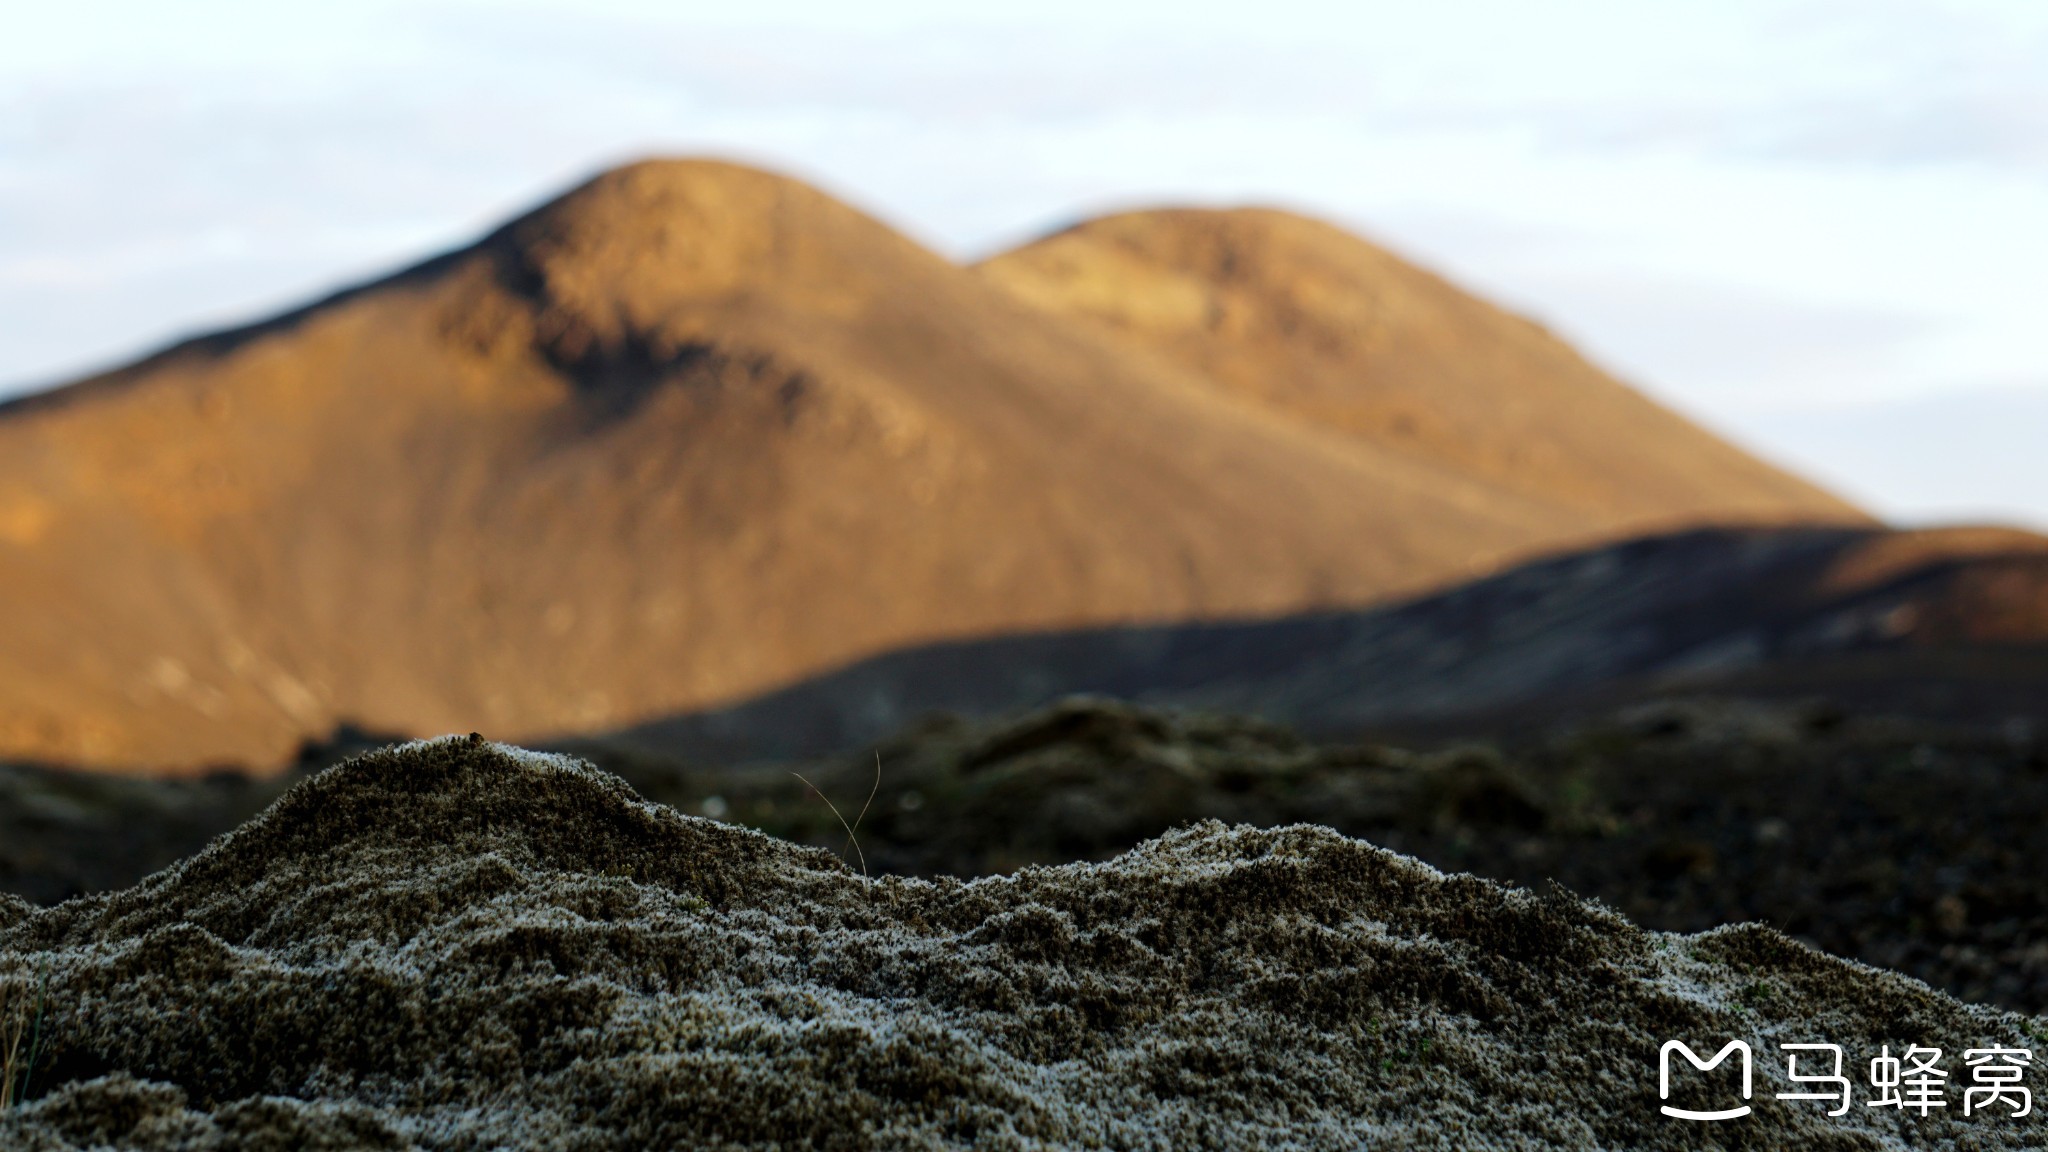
[0, 737, 2036, 1148]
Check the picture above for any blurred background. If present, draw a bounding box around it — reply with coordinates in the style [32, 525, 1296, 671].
[7, 1, 2048, 1016]
[4, 0, 2045, 525]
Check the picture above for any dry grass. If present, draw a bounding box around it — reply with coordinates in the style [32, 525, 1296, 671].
[1, 962, 49, 1109]
[791, 752, 882, 881]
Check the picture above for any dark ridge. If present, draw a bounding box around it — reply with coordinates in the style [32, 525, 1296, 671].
[594, 526, 1867, 760]
[594, 523, 2048, 764]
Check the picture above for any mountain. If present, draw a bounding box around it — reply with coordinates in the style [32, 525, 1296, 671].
[605, 524, 2048, 762]
[0, 159, 1862, 772]
[978, 208, 1855, 531]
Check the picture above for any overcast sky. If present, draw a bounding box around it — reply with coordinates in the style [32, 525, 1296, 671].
[4, 0, 2045, 525]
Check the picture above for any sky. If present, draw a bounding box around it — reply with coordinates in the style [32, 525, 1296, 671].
[3, 0, 2045, 525]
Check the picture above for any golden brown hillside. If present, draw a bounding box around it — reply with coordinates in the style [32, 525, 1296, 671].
[979, 208, 1862, 531]
[0, 160, 1863, 772]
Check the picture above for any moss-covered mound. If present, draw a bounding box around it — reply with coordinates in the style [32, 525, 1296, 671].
[1, 737, 2040, 1149]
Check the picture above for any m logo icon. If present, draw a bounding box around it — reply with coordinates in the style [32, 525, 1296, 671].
[1660, 1040, 1753, 1120]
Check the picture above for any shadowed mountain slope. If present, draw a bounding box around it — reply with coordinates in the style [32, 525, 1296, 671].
[0, 160, 1860, 772]
[606, 525, 2048, 762]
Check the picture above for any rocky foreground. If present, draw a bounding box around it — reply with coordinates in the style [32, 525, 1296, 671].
[2, 737, 2043, 1149]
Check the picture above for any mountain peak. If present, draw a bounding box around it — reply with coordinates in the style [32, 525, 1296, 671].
[0, 164, 1863, 770]
[476, 157, 933, 313]
[980, 205, 1865, 533]
[421, 158, 946, 398]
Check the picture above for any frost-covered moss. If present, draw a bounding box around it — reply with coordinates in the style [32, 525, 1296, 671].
[0, 736, 2039, 1149]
